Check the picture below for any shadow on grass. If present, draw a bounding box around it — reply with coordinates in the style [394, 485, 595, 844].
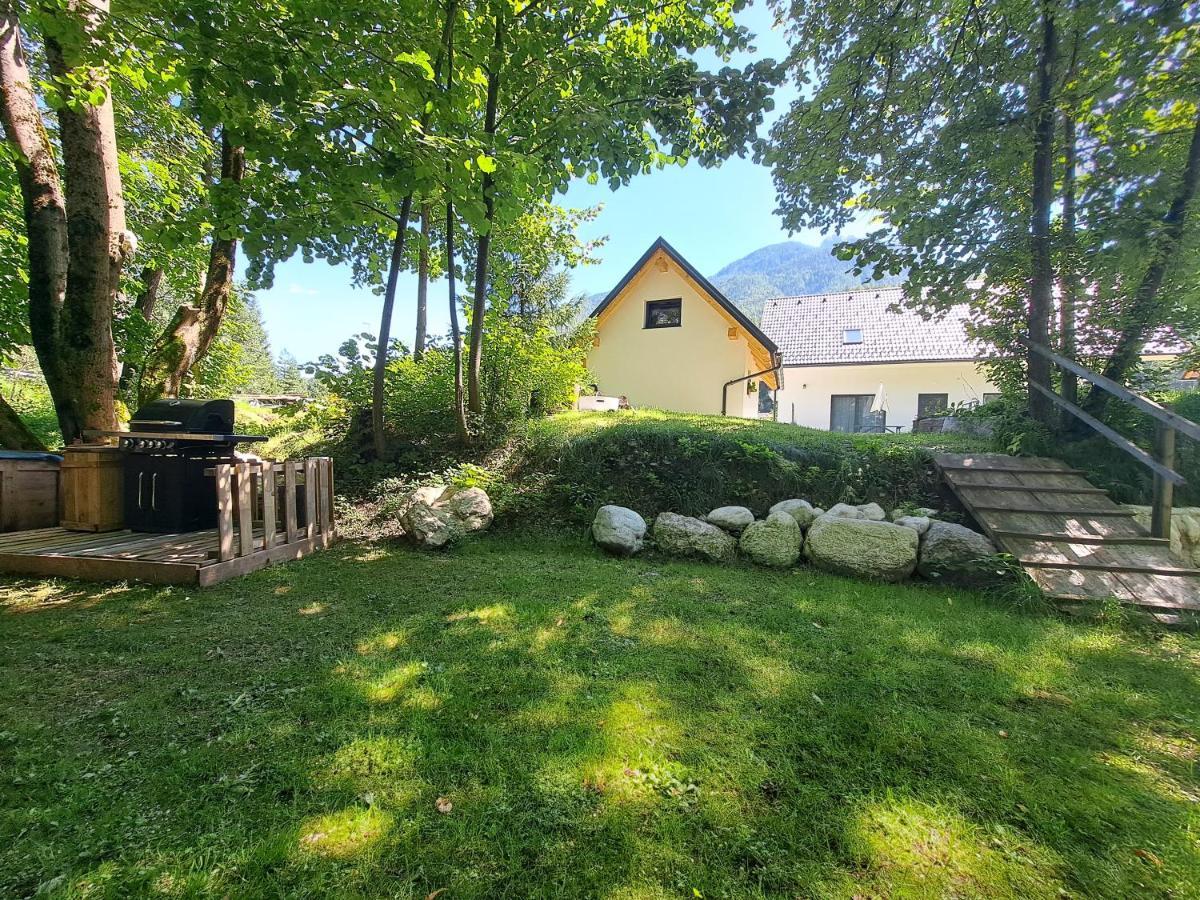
[0, 535, 1197, 898]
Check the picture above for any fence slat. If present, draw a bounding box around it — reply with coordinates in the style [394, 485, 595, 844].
[327, 458, 336, 538]
[236, 461, 254, 556]
[304, 458, 318, 540]
[262, 461, 277, 549]
[217, 463, 235, 561]
[284, 462, 299, 543]
[316, 458, 330, 534]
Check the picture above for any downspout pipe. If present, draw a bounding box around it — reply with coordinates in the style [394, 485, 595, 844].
[722, 353, 783, 416]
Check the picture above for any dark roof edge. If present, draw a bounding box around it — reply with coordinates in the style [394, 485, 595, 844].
[781, 356, 994, 369]
[590, 237, 779, 356]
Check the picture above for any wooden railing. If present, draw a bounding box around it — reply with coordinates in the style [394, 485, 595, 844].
[212, 457, 335, 562]
[1025, 341, 1200, 538]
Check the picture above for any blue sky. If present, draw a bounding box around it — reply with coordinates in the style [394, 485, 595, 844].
[255, 2, 824, 363]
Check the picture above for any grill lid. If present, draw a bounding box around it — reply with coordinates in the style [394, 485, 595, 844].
[129, 399, 235, 434]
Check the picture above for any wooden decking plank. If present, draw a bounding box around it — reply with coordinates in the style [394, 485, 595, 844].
[992, 530, 1167, 547]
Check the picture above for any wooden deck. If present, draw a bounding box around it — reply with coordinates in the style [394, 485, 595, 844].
[0, 456, 335, 587]
[935, 453, 1200, 625]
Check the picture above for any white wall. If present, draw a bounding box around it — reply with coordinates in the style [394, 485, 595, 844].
[774, 360, 999, 431]
[586, 254, 767, 418]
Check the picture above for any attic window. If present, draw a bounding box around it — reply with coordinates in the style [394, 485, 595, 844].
[843, 328, 863, 344]
[645, 298, 682, 329]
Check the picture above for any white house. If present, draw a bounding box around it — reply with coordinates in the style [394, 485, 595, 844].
[586, 238, 1186, 432]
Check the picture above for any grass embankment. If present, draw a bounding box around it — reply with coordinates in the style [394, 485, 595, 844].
[2, 534, 1197, 898]
[503, 409, 993, 523]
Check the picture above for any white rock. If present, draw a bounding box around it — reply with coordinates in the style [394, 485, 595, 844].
[399, 484, 494, 548]
[769, 499, 817, 530]
[592, 505, 647, 556]
[653, 512, 737, 563]
[895, 515, 931, 535]
[804, 518, 918, 582]
[440, 486, 493, 532]
[739, 512, 803, 567]
[917, 521, 1001, 586]
[856, 502, 887, 521]
[705, 506, 755, 534]
[823, 503, 865, 520]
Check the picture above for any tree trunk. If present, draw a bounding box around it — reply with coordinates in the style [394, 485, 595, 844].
[447, 199, 469, 445]
[1059, 109, 1078, 407]
[139, 133, 245, 404]
[0, 393, 44, 450]
[369, 194, 414, 458]
[0, 4, 69, 431]
[414, 201, 430, 362]
[1026, 2, 1058, 427]
[1083, 108, 1200, 419]
[467, 17, 503, 415]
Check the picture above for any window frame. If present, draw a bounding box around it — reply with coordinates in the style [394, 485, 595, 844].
[644, 297, 683, 329]
[830, 393, 884, 433]
[842, 328, 863, 345]
[917, 393, 951, 419]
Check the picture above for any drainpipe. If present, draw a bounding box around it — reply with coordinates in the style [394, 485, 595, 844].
[722, 354, 783, 416]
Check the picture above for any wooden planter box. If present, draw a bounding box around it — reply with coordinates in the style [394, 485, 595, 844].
[0, 452, 62, 532]
[60, 445, 125, 532]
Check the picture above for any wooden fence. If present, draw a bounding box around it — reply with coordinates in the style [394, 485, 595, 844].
[212, 457, 335, 565]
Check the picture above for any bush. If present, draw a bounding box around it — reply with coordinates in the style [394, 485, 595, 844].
[505, 410, 992, 523]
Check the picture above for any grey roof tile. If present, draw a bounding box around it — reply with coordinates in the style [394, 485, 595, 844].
[760, 287, 985, 366]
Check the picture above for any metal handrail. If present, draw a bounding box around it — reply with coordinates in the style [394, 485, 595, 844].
[1024, 339, 1197, 539]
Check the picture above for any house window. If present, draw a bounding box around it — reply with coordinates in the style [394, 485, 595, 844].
[917, 393, 950, 418]
[843, 328, 863, 344]
[831, 394, 885, 433]
[645, 298, 682, 329]
[982, 392, 1002, 404]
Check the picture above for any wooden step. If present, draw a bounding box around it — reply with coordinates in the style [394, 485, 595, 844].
[969, 504, 1135, 516]
[957, 483, 1109, 495]
[992, 530, 1168, 547]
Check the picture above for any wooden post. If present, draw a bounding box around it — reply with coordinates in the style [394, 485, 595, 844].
[237, 461, 254, 556]
[216, 463, 234, 561]
[1151, 422, 1176, 540]
[304, 458, 318, 540]
[284, 462, 299, 544]
[262, 461, 276, 549]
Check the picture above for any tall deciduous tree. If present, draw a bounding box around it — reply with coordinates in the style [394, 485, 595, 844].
[1, 0, 130, 444]
[767, 0, 1200, 423]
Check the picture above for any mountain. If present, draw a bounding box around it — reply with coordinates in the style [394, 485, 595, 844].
[711, 239, 903, 323]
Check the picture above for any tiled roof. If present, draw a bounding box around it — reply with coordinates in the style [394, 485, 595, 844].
[760, 287, 985, 366]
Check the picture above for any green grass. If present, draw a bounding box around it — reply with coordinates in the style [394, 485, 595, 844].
[505, 410, 995, 523]
[2, 534, 1198, 898]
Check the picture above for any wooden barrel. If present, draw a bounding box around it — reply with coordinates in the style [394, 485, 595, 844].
[61, 446, 125, 532]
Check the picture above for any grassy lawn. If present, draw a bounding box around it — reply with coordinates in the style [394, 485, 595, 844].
[1, 534, 1198, 898]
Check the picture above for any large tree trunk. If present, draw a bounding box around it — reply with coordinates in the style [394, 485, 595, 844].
[467, 17, 503, 415]
[139, 133, 245, 404]
[1026, 2, 1058, 427]
[414, 201, 430, 362]
[369, 193, 414, 458]
[1082, 109, 1200, 419]
[0, 4, 69, 430]
[0, 392, 44, 450]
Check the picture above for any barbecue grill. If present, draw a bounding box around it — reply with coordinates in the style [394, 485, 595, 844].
[113, 399, 267, 533]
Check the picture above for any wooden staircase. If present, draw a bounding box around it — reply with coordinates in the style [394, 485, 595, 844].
[934, 453, 1200, 626]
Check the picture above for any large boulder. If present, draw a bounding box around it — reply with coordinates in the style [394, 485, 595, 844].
[823, 503, 865, 520]
[705, 506, 755, 535]
[917, 521, 1001, 586]
[856, 502, 887, 521]
[400, 485, 493, 548]
[653, 512, 737, 562]
[804, 518, 919, 582]
[769, 499, 817, 530]
[739, 512, 802, 567]
[592, 505, 647, 556]
[440, 487, 493, 532]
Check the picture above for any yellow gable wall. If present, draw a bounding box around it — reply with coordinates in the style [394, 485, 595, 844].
[587, 254, 766, 417]
[775, 361, 999, 430]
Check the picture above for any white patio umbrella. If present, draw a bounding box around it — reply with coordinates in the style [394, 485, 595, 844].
[870, 383, 888, 414]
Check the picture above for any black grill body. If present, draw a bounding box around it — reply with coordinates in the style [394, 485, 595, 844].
[122, 399, 257, 533]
